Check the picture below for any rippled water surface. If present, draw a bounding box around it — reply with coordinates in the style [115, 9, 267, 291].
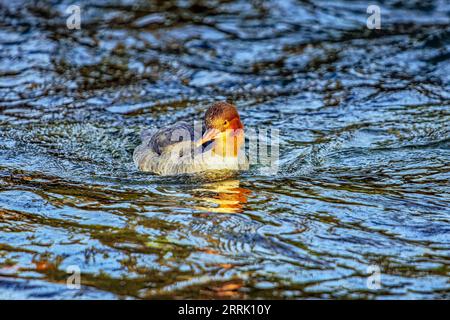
[0, 0, 449, 299]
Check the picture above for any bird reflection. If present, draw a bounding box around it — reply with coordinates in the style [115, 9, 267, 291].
[193, 179, 251, 213]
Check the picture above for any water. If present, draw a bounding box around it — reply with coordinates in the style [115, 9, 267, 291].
[0, 0, 449, 299]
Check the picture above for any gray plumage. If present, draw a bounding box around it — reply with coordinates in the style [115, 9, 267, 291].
[133, 121, 248, 176]
[145, 121, 195, 155]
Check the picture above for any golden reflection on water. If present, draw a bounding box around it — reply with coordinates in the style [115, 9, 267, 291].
[193, 179, 251, 213]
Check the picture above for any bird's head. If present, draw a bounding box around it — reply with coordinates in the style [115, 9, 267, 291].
[197, 102, 244, 156]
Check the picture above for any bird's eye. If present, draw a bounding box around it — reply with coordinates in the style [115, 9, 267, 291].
[224, 120, 229, 126]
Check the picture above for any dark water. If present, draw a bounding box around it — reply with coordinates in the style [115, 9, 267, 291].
[0, 0, 449, 299]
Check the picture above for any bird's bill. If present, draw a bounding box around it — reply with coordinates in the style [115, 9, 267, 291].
[196, 128, 221, 147]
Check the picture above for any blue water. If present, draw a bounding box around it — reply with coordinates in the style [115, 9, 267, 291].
[0, 0, 449, 299]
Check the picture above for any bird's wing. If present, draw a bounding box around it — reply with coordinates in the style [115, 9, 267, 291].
[144, 121, 195, 155]
[140, 128, 157, 140]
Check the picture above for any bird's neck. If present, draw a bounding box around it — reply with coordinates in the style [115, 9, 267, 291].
[211, 130, 244, 158]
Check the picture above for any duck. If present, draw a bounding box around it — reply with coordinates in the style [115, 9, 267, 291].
[133, 102, 248, 175]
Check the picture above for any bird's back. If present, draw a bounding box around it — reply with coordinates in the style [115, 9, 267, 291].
[146, 121, 195, 155]
[133, 122, 201, 174]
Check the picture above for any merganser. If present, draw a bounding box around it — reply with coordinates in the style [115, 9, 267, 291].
[133, 102, 248, 175]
